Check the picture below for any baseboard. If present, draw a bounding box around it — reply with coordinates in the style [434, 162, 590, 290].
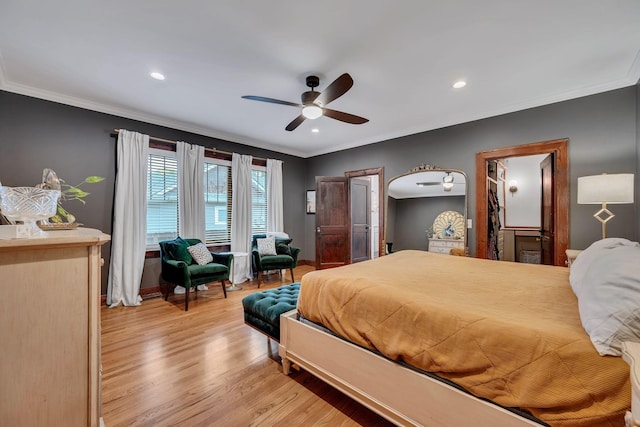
[100, 262, 315, 305]
[101, 286, 163, 306]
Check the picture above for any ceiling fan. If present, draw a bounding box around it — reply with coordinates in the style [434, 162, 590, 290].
[241, 73, 369, 131]
[416, 172, 456, 192]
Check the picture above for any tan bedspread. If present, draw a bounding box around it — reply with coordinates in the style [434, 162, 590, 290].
[297, 250, 629, 427]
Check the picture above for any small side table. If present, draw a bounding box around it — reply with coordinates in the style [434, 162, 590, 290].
[222, 251, 250, 291]
[565, 249, 583, 268]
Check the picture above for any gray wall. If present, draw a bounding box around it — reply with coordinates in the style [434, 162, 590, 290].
[0, 91, 307, 293]
[1, 83, 638, 291]
[305, 86, 639, 259]
[390, 195, 465, 251]
[637, 81, 640, 237]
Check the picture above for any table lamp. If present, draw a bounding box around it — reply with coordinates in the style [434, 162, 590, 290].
[577, 173, 634, 239]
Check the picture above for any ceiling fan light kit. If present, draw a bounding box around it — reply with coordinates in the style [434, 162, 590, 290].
[443, 173, 454, 191]
[242, 73, 369, 131]
[302, 105, 323, 120]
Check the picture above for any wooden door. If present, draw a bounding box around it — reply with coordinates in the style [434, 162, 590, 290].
[315, 176, 350, 269]
[540, 154, 554, 265]
[350, 178, 371, 263]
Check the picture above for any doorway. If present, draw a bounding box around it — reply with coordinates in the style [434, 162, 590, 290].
[475, 139, 569, 266]
[315, 167, 384, 269]
[345, 168, 384, 262]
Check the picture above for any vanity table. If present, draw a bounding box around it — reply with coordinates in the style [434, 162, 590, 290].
[0, 228, 110, 426]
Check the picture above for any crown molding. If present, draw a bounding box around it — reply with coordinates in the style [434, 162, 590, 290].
[0, 80, 310, 158]
[304, 73, 640, 157]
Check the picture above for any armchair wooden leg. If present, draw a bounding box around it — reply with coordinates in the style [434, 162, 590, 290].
[221, 279, 227, 298]
[185, 286, 190, 311]
[257, 271, 262, 288]
[159, 274, 171, 300]
[289, 268, 295, 283]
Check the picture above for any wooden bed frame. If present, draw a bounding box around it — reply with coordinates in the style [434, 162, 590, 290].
[279, 309, 640, 427]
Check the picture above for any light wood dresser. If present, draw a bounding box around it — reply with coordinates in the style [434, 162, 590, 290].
[0, 228, 110, 426]
[428, 237, 465, 254]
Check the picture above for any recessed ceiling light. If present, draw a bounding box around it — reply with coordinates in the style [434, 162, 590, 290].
[311, 128, 319, 133]
[453, 80, 466, 89]
[150, 72, 165, 81]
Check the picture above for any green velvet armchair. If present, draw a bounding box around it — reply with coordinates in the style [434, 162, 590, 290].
[159, 237, 233, 311]
[251, 234, 300, 287]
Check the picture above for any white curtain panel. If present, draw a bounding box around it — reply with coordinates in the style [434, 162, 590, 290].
[231, 153, 253, 279]
[266, 158, 284, 233]
[177, 141, 205, 242]
[107, 130, 149, 307]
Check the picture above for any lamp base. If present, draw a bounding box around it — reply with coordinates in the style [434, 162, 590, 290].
[594, 203, 615, 239]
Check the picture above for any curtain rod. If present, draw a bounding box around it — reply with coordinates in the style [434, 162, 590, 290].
[113, 128, 270, 163]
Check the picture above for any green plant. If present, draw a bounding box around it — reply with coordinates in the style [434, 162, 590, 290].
[49, 176, 105, 223]
[425, 226, 434, 238]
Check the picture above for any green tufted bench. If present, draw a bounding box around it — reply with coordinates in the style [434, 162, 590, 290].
[242, 283, 299, 341]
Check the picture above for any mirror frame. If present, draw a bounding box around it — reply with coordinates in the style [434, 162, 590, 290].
[385, 164, 469, 252]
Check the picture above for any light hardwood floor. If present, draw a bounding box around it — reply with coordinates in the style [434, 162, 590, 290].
[101, 266, 394, 426]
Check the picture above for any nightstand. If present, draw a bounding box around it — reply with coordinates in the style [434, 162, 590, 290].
[565, 249, 583, 268]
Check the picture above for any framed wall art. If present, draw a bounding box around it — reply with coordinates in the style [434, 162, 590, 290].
[306, 190, 316, 214]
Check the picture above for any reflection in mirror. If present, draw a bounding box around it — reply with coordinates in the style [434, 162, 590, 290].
[386, 165, 468, 254]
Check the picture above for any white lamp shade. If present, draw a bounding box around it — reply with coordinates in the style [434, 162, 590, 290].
[577, 173, 634, 204]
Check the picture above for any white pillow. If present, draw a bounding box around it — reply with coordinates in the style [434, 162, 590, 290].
[569, 238, 640, 356]
[257, 237, 276, 256]
[187, 242, 213, 265]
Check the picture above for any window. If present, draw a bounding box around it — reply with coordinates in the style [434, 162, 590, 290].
[251, 167, 267, 235]
[145, 148, 272, 248]
[204, 159, 232, 244]
[147, 149, 178, 246]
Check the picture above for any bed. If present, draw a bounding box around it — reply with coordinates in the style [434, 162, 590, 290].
[278, 241, 640, 427]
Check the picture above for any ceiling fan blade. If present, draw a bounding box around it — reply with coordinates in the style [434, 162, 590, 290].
[315, 73, 353, 106]
[415, 182, 442, 186]
[242, 95, 302, 108]
[285, 114, 306, 131]
[323, 108, 369, 125]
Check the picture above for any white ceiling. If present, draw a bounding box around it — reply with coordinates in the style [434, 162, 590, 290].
[1, 1, 639, 158]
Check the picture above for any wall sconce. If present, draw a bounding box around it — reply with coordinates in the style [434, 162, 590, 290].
[508, 180, 518, 195]
[442, 173, 454, 192]
[577, 173, 634, 239]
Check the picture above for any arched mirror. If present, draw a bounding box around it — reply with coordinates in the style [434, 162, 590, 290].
[385, 164, 468, 254]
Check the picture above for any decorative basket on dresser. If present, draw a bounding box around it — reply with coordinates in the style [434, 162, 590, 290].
[0, 228, 110, 426]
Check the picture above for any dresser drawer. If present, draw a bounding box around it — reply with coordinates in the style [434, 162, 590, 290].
[428, 238, 464, 254]
[429, 245, 450, 254]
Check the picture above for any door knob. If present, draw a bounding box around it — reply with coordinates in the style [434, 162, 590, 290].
[316, 227, 321, 233]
